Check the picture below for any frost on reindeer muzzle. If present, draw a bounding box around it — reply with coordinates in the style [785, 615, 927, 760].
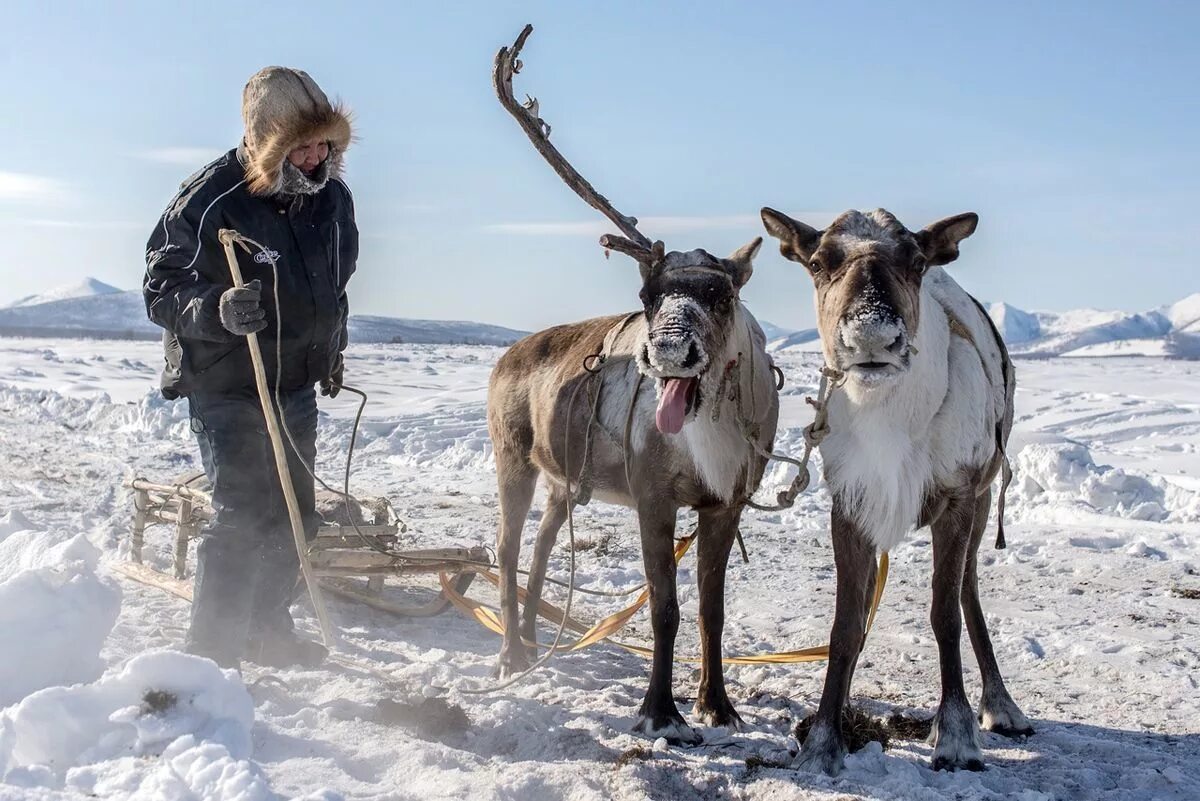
[836, 308, 911, 385]
[638, 298, 712, 435]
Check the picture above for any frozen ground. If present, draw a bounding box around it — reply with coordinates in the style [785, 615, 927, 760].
[1, 336, 1198, 800]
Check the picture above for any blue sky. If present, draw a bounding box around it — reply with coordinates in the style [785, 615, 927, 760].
[1, 0, 1196, 331]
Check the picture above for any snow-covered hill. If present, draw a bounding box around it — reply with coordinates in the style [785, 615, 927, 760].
[767, 291, 1200, 360]
[347, 315, 527, 346]
[0, 283, 528, 346]
[4, 278, 123, 309]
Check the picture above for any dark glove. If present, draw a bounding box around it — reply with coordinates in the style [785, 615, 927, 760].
[218, 279, 267, 336]
[321, 352, 344, 398]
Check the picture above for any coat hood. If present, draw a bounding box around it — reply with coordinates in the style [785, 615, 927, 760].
[241, 66, 353, 196]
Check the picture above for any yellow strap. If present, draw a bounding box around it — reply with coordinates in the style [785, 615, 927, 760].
[440, 541, 889, 666]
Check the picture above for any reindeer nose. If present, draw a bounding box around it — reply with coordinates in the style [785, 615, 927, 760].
[840, 316, 904, 354]
[649, 331, 705, 372]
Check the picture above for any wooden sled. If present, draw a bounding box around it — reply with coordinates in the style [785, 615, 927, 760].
[114, 473, 485, 619]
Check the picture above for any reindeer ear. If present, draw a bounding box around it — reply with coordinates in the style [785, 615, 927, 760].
[917, 212, 978, 266]
[760, 207, 822, 267]
[724, 236, 762, 288]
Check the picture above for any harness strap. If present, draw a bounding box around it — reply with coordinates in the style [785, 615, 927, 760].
[440, 544, 890, 665]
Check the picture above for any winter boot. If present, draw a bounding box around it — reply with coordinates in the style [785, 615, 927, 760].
[244, 631, 328, 668]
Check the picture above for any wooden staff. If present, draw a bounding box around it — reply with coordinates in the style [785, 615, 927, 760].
[218, 228, 334, 647]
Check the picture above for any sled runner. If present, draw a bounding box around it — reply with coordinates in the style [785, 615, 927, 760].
[114, 473, 484, 619]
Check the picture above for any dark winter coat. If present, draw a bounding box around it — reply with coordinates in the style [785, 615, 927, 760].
[143, 146, 358, 399]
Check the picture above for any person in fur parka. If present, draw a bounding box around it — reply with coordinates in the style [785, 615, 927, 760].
[142, 66, 358, 669]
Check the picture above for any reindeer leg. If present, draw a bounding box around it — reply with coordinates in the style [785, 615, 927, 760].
[929, 491, 986, 771]
[519, 486, 570, 656]
[962, 488, 1034, 738]
[495, 458, 538, 679]
[632, 500, 700, 745]
[797, 502, 875, 775]
[692, 506, 745, 731]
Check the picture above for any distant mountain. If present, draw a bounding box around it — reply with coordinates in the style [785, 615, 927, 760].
[766, 328, 822, 352]
[0, 291, 154, 339]
[347, 315, 526, 346]
[5, 278, 123, 309]
[756, 319, 795, 341]
[987, 302, 1041, 344]
[1003, 295, 1200, 359]
[766, 291, 1200, 360]
[0, 281, 528, 346]
[3, 279, 1194, 358]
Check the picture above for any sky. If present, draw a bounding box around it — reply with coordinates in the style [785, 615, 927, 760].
[1, 0, 1197, 332]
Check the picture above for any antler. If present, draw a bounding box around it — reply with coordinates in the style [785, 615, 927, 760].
[494, 24, 660, 263]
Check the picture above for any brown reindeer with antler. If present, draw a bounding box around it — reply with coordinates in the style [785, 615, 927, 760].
[486, 25, 779, 745]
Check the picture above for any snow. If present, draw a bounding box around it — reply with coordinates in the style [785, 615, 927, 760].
[0, 515, 120, 708]
[1164, 292, 1200, 334]
[1, 338, 1199, 800]
[0, 651, 266, 800]
[766, 328, 821, 352]
[986, 302, 1040, 344]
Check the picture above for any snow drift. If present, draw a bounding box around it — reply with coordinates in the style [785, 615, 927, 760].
[0, 651, 274, 800]
[0, 514, 120, 708]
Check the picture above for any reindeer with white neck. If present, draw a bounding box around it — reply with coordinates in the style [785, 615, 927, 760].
[486, 26, 779, 745]
[760, 207, 1033, 773]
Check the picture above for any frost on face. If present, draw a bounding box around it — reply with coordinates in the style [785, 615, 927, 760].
[643, 295, 709, 379]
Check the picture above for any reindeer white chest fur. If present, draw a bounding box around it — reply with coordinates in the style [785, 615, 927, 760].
[820, 267, 1005, 551]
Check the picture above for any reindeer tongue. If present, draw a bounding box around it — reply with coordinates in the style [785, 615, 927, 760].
[656, 378, 695, 435]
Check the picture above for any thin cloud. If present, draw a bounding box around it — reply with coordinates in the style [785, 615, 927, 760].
[138, 147, 225, 166]
[0, 171, 72, 205]
[484, 212, 837, 236]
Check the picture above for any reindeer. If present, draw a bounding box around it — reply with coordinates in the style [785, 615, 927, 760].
[487, 26, 779, 745]
[759, 207, 1033, 773]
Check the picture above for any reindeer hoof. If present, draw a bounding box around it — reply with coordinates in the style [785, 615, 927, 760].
[693, 700, 747, 732]
[633, 714, 703, 746]
[932, 754, 986, 772]
[795, 722, 846, 776]
[794, 745, 845, 776]
[983, 721, 1034, 739]
[979, 697, 1035, 739]
[931, 703, 985, 772]
[494, 650, 531, 680]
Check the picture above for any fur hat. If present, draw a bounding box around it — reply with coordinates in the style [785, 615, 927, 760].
[241, 66, 353, 196]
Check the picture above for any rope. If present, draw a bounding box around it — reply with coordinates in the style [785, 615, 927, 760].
[440, 548, 890, 665]
[448, 317, 885, 682]
[458, 364, 599, 694]
[223, 231, 401, 564]
[741, 365, 845, 512]
[217, 229, 334, 645]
